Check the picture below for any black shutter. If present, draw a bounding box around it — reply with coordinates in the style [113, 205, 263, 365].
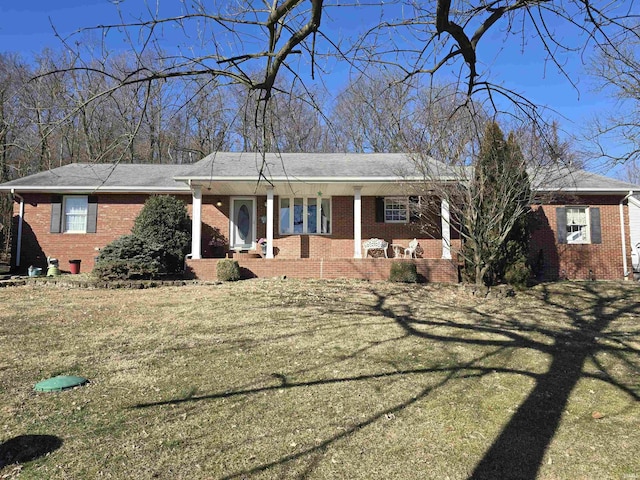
[50, 195, 62, 233]
[409, 196, 420, 223]
[590, 207, 601, 244]
[556, 207, 567, 244]
[87, 195, 98, 233]
[375, 197, 385, 223]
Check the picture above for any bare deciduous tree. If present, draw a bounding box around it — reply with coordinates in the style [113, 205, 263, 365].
[174, 77, 233, 160]
[331, 71, 416, 153]
[36, 0, 636, 162]
[232, 80, 331, 153]
[588, 38, 640, 172]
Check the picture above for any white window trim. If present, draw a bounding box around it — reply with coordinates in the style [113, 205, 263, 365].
[566, 206, 590, 245]
[384, 197, 409, 224]
[63, 195, 88, 233]
[279, 196, 331, 235]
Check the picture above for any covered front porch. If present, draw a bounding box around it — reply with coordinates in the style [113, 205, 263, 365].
[186, 184, 454, 262]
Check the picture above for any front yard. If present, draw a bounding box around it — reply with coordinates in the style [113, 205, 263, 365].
[0, 280, 638, 479]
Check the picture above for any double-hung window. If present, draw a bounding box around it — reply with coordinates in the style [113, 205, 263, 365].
[51, 195, 97, 234]
[566, 207, 589, 244]
[280, 197, 331, 234]
[376, 196, 421, 223]
[384, 197, 409, 223]
[64, 196, 89, 233]
[556, 206, 601, 245]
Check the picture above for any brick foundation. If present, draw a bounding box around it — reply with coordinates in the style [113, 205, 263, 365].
[186, 257, 459, 282]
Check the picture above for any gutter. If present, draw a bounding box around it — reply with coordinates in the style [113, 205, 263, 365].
[173, 175, 436, 183]
[620, 190, 634, 279]
[10, 189, 24, 269]
[0, 186, 190, 194]
[536, 188, 639, 194]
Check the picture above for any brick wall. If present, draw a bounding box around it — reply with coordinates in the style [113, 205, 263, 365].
[201, 195, 229, 257]
[13, 191, 632, 280]
[530, 195, 632, 280]
[13, 193, 190, 272]
[187, 258, 459, 283]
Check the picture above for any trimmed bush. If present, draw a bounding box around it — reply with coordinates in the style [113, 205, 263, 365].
[132, 195, 191, 274]
[504, 260, 531, 289]
[389, 261, 418, 283]
[217, 259, 241, 282]
[93, 235, 164, 280]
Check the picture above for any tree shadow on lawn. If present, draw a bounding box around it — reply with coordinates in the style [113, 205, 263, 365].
[134, 282, 639, 479]
[388, 282, 640, 479]
[0, 435, 63, 469]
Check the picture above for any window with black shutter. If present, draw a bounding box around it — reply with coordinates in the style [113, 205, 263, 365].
[50, 195, 98, 234]
[556, 206, 600, 244]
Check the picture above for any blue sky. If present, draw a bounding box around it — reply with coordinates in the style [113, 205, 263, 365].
[0, 1, 632, 176]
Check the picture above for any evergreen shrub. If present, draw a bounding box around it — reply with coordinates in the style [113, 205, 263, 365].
[93, 235, 164, 280]
[389, 261, 418, 283]
[217, 259, 241, 282]
[132, 195, 191, 274]
[504, 260, 531, 289]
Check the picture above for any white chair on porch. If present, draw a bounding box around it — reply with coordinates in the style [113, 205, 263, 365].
[405, 238, 419, 258]
[391, 238, 419, 258]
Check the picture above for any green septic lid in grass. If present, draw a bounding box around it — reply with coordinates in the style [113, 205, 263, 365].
[34, 375, 88, 392]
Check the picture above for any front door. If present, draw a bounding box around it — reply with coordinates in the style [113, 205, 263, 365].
[230, 197, 256, 250]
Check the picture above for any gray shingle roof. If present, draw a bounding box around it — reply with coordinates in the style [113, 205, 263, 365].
[0, 163, 191, 192]
[1, 154, 638, 194]
[177, 152, 455, 180]
[532, 166, 640, 192]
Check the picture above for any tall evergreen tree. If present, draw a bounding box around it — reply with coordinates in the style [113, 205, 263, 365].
[496, 133, 531, 285]
[132, 196, 191, 274]
[461, 122, 532, 286]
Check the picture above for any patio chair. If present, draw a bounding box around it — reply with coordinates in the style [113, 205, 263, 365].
[405, 238, 419, 258]
[391, 238, 419, 258]
[391, 238, 418, 258]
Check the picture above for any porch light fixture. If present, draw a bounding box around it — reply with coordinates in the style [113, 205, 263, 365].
[216, 200, 223, 207]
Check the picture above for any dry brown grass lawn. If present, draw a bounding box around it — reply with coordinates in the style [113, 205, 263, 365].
[0, 280, 638, 479]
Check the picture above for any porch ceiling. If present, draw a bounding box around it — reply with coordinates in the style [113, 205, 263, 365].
[196, 180, 414, 197]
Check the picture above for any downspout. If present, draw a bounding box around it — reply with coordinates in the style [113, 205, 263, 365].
[620, 190, 633, 279]
[11, 189, 24, 268]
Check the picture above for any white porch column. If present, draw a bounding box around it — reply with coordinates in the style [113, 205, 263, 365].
[441, 198, 452, 260]
[266, 187, 274, 259]
[191, 186, 202, 259]
[354, 186, 362, 258]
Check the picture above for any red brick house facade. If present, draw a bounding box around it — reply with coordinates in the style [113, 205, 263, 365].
[2, 153, 638, 282]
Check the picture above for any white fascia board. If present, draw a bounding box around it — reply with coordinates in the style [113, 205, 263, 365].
[0, 186, 190, 194]
[535, 187, 636, 194]
[4, 184, 626, 194]
[189, 179, 631, 194]
[177, 176, 453, 183]
[178, 176, 410, 182]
